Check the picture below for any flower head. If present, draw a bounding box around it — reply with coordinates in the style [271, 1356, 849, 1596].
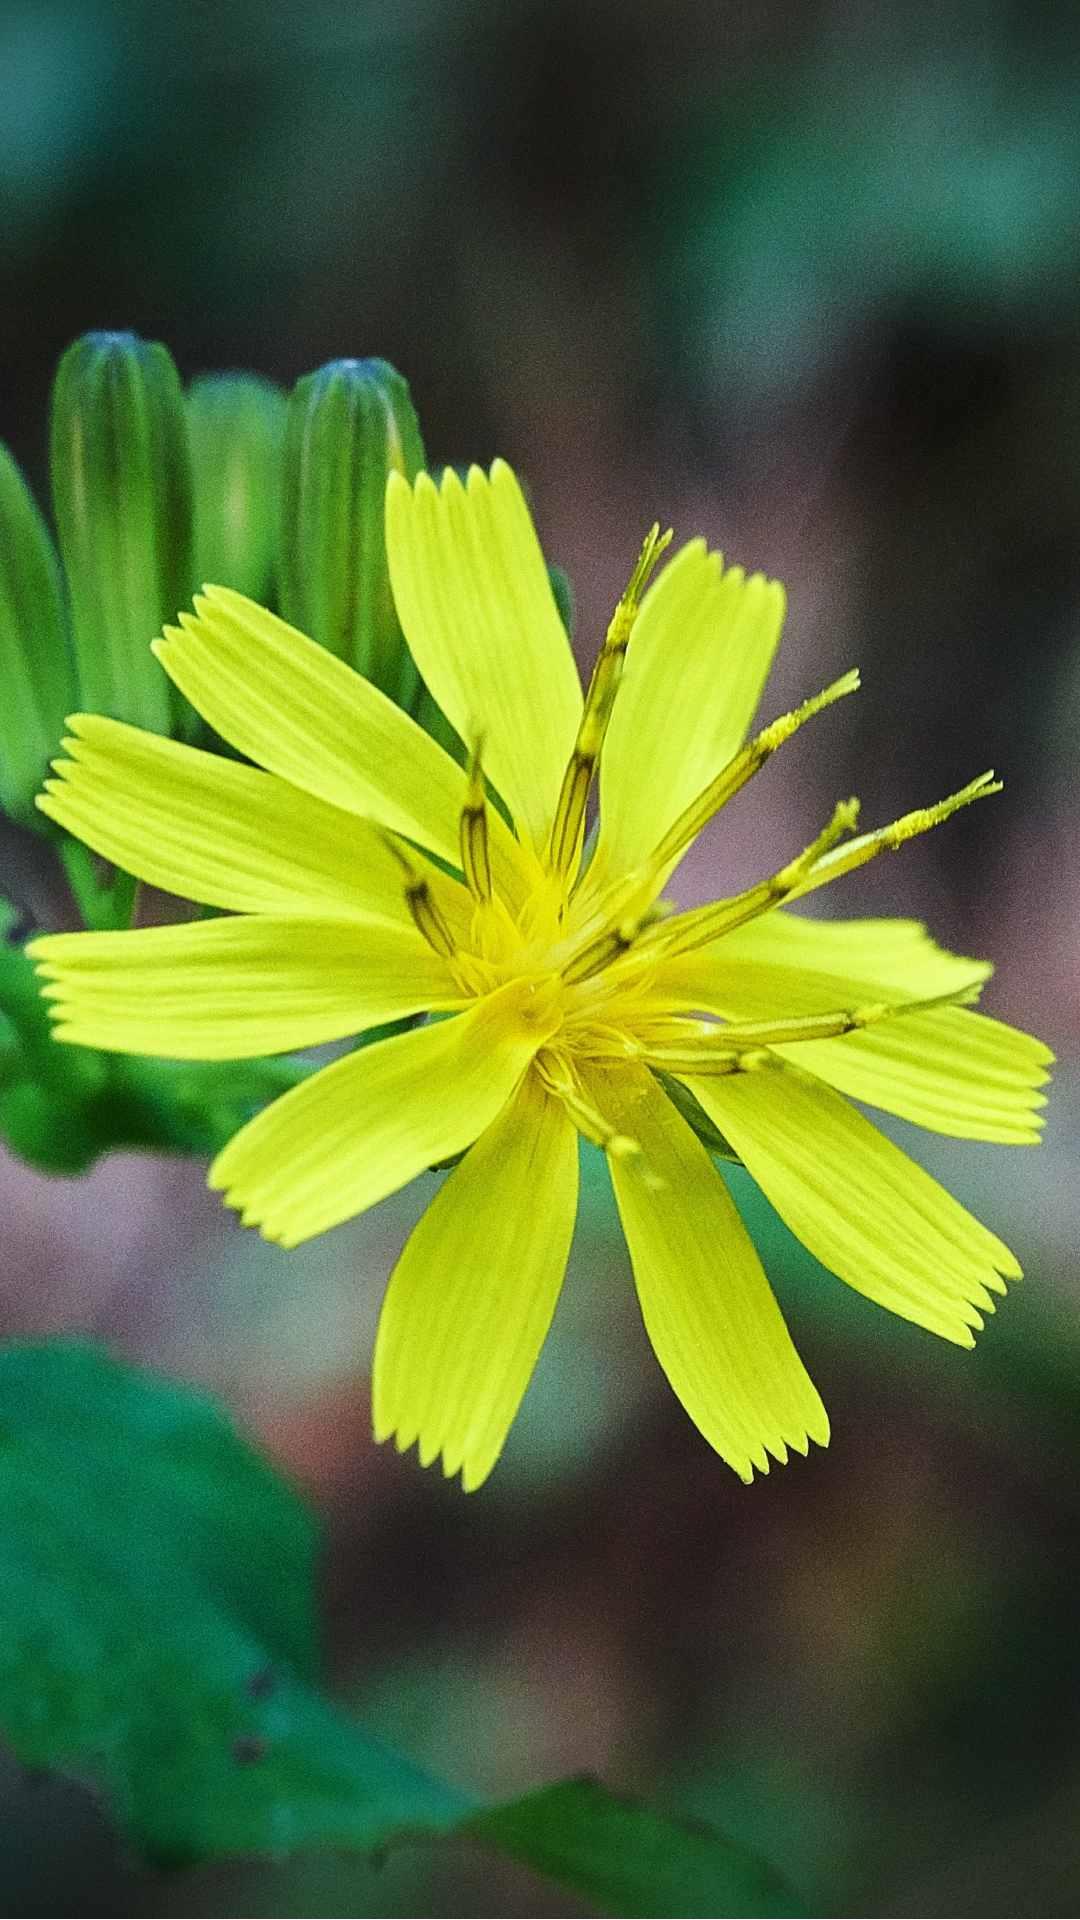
[29, 461, 1052, 1489]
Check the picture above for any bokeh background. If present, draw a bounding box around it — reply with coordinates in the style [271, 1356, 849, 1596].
[3, 1, 1080, 1913]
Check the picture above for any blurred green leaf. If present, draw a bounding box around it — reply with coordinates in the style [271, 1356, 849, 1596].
[0, 1341, 462, 1867]
[0, 1343, 806, 1915]
[0, 444, 74, 831]
[187, 373, 287, 604]
[49, 331, 194, 740]
[470, 1777, 806, 1919]
[662, 36, 1080, 407]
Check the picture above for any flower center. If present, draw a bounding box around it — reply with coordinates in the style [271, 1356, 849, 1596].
[381, 523, 1002, 1158]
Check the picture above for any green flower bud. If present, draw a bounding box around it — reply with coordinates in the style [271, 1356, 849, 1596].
[50, 331, 194, 739]
[280, 358, 425, 712]
[0, 446, 74, 829]
[187, 373, 287, 604]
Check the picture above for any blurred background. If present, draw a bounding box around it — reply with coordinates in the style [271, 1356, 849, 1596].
[3, 0, 1080, 1912]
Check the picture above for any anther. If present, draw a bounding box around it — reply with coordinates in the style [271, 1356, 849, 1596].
[640, 798, 860, 962]
[547, 751, 595, 882]
[602, 522, 673, 659]
[459, 737, 493, 904]
[769, 797, 859, 895]
[645, 979, 987, 1070]
[380, 831, 457, 959]
[544, 1068, 644, 1161]
[547, 522, 674, 883]
[649, 670, 861, 875]
[560, 915, 642, 987]
[794, 771, 1002, 901]
[406, 882, 456, 958]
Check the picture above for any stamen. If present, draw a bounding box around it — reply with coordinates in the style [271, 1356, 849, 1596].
[557, 894, 672, 988]
[604, 521, 673, 657]
[637, 797, 860, 963]
[547, 522, 673, 883]
[649, 668, 860, 874]
[638, 1043, 745, 1076]
[560, 916, 640, 987]
[536, 1052, 644, 1163]
[380, 831, 457, 960]
[547, 748, 596, 881]
[664, 981, 984, 1061]
[791, 771, 1002, 901]
[714, 981, 985, 1047]
[636, 979, 985, 1077]
[459, 737, 493, 903]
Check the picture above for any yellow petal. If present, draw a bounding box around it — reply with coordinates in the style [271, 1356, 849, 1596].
[583, 1062, 828, 1481]
[692, 1063, 1020, 1346]
[676, 908, 994, 999]
[773, 1008, 1051, 1145]
[386, 463, 582, 851]
[152, 585, 533, 905]
[656, 915, 1049, 1144]
[592, 540, 785, 884]
[38, 714, 469, 928]
[30, 914, 462, 1058]
[373, 1073, 577, 1491]
[210, 977, 563, 1247]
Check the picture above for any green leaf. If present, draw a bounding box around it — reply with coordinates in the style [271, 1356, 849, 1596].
[104, 1051, 313, 1158]
[0, 444, 75, 831]
[0, 1343, 805, 1915]
[471, 1777, 806, 1919]
[0, 1341, 464, 1866]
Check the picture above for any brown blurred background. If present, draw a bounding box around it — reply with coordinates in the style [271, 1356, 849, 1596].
[2, 2, 1080, 1913]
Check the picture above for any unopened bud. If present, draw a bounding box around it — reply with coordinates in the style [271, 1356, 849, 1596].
[0, 446, 75, 829]
[280, 357, 425, 712]
[187, 373, 286, 603]
[50, 331, 194, 737]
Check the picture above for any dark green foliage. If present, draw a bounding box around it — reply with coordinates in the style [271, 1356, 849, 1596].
[0, 1343, 805, 1915]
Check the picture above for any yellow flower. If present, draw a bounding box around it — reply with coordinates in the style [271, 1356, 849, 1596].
[29, 462, 1051, 1490]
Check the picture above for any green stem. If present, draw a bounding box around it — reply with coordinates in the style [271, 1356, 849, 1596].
[109, 868, 140, 930]
[60, 837, 139, 931]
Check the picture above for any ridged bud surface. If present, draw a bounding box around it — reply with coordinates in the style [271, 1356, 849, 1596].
[187, 373, 286, 604]
[50, 332, 194, 736]
[0, 446, 75, 828]
[280, 358, 425, 711]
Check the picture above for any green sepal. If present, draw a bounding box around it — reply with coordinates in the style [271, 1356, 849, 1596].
[279, 357, 425, 711]
[49, 331, 195, 740]
[656, 1069, 745, 1165]
[0, 445, 75, 831]
[548, 560, 574, 636]
[187, 373, 287, 604]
